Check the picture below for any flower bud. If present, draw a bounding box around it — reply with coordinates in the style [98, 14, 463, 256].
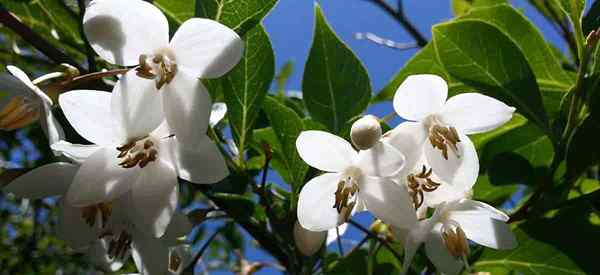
[293, 221, 326, 256]
[351, 115, 382, 150]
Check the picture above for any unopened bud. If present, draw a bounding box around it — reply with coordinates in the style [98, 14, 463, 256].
[59, 63, 80, 79]
[370, 219, 395, 242]
[293, 221, 326, 256]
[351, 115, 382, 150]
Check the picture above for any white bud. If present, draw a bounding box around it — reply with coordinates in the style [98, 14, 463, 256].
[351, 115, 382, 150]
[293, 221, 326, 256]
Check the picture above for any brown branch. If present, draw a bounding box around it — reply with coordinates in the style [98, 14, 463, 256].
[0, 5, 85, 72]
[365, 0, 427, 47]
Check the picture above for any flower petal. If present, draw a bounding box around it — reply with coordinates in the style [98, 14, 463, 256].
[59, 90, 122, 145]
[162, 72, 211, 147]
[210, 102, 227, 127]
[161, 136, 228, 184]
[296, 131, 356, 173]
[131, 233, 169, 275]
[56, 199, 99, 249]
[83, 0, 169, 66]
[112, 70, 163, 140]
[326, 223, 348, 246]
[360, 177, 417, 229]
[425, 225, 463, 275]
[383, 121, 428, 174]
[393, 74, 447, 121]
[132, 160, 178, 238]
[66, 147, 140, 206]
[40, 103, 65, 147]
[51, 141, 101, 164]
[294, 221, 326, 256]
[297, 173, 344, 231]
[0, 71, 34, 102]
[86, 238, 126, 272]
[356, 142, 405, 177]
[449, 199, 509, 222]
[450, 202, 516, 249]
[161, 212, 193, 246]
[170, 18, 243, 78]
[440, 93, 515, 135]
[424, 133, 478, 187]
[4, 162, 77, 199]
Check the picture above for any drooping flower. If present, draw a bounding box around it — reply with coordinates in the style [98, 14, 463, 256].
[293, 221, 348, 256]
[53, 85, 227, 238]
[3, 162, 193, 275]
[296, 130, 416, 232]
[82, 0, 242, 147]
[399, 199, 517, 275]
[391, 74, 514, 183]
[0, 66, 64, 147]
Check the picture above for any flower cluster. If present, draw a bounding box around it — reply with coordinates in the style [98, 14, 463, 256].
[2, 0, 242, 273]
[294, 74, 517, 275]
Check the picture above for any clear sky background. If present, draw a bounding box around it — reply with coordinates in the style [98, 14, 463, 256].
[211, 1, 571, 275]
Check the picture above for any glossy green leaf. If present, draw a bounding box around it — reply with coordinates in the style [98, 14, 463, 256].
[302, 5, 371, 134]
[473, 174, 520, 206]
[583, 0, 600, 34]
[262, 97, 308, 194]
[451, 0, 508, 16]
[432, 19, 550, 132]
[566, 115, 600, 179]
[205, 25, 275, 161]
[556, 0, 586, 28]
[154, 0, 196, 27]
[472, 114, 528, 149]
[196, 0, 277, 35]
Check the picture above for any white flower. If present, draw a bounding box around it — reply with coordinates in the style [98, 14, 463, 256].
[326, 223, 348, 246]
[82, 0, 242, 147]
[400, 199, 517, 275]
[0, 66, 64, 147]
[296, 130, 415, 232]
[386, 122, 479, 210]
[391, 74, 514, 183]
[210, 102, 227, 127]
[293, 221, 348, 256]
[53, 87, 227, 238]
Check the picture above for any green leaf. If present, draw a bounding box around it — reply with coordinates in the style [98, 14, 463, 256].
[275, 60, 294, 95]
[451, 0, 508, 16]
[462, 4, 573, 88]
[566, 115, 600, 179]
[373, 43, 468, 103]
[262, 97, 308, 196]
[205, 25, 275, 162]
[556, 0, 586, 28]
[154, 0, 197, 27]
[302, 4, 371, 134]
[473, 174, 520, 206]
[583, 0, 600, 34]
[472, 114, 528, 150]
[432, 19, 550, 132]
[196, 0, 277, 35]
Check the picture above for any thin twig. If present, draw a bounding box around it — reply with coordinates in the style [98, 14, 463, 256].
[182, 229, 221, 274]
[355, 32, 417, 50]
[347, 219, 403, 262]
[345, 235, 369, 257]
[364, 0, 427, 47]
[336, 227, 344, 255]
[0, 4, 85, 72]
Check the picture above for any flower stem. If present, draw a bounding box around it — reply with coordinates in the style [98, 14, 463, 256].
[32, 72, 66, 85]
[347, 219, 403, 262]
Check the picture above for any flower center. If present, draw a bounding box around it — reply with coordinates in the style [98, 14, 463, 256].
[406, 165, 441, 209]
[81, 202, 113, 228]
[333, 166, 362, 222]
[424, 115, 461, 160]
[0, 95, 40, 131]
[105, 230, 133, 260]
[136, 48, 178, 89]
[116, 137, 158, 169]
[440, 220, 469, 259]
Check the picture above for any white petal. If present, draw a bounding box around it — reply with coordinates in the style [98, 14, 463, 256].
[383, 121, 428, 174]
[131, 234, 169, 275]
[132, 160, 178, 238]
[170, 18, 243, 78]
[66, 147, 140, 206]
[59, 90, 122, 145]
[162, 72, 211, 147]
[294, 221, 326, 256]
[4, 162, 77, 199]
[0, 71, 34, 102]
[423, 182, 468, 208]
[51, 141, 101, 164]
[425, 225, 463, 275]
[40, 103, 65, 147]
[360, 177, 417, 229]
[356, 142, 405, 177]
[326, 223, 348, 246]
[297, 173, 345, 231]
[440, 93, 515, 135]
[450, 204, 516, 249]
[112, 70, 163, 140]
[161, 212, 193, 245]
[449, 199, 509, 222]
[56, 199, 99, 249]
[161, 136, 228, 184]
[209, 102, 227, 127]
[87, 238, 126, 272]
[424, 133, 478, 188]
[393, 74, 447, 121]
[83, 0, 169, 66]
[6, 66, 42, 99]
[296, 131, 356, 173]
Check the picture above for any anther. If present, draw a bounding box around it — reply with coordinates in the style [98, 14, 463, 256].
[429, 125, 461, 160]
[407, 165, 442, 209]
[441, 225, 470, 259]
